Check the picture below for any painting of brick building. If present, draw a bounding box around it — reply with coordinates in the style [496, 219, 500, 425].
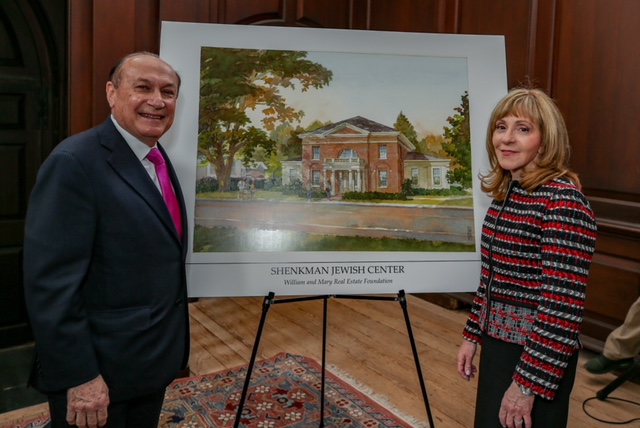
[160, 23, 510, 296]
[282, 116, 451, 195]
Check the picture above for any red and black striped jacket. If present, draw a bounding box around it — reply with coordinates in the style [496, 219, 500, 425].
[463, 177, 597, 400]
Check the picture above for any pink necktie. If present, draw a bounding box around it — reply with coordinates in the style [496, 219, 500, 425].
[146, 148, 182, 239]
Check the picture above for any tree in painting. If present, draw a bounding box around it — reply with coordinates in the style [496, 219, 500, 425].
[442, 91, 472, 188]
[394, 111, 419, 147]
[198, 47, 333, 191]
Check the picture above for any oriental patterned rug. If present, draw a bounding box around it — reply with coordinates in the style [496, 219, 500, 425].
[3, 353, 428, 428]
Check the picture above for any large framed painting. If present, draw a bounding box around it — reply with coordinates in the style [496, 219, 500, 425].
[159, 22, 507, 297]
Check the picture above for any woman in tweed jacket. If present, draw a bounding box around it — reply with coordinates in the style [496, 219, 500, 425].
[456, 88, 597, 428]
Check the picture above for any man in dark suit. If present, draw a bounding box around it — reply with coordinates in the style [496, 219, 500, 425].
[23, 52, 190, 428]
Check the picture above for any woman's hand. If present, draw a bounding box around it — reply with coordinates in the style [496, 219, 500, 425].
[457, 340, 478, 381]
[499, 380, 534, 428]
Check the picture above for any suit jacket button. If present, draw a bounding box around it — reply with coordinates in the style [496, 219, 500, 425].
[175, 298, 183, 307]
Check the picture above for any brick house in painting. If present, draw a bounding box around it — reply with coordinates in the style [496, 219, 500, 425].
[281, 116, 451, 195]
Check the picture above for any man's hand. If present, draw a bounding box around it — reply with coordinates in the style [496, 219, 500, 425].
[66, 375, 109, 428]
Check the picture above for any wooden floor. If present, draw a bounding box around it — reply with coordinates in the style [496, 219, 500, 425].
[2, 294, 639, 427]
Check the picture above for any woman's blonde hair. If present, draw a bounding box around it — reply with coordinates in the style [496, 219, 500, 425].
[480, 87, 580, 200]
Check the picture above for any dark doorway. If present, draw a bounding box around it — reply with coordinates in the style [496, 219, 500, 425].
[0, 0, 66, 349]
[0, 0, 66, 413]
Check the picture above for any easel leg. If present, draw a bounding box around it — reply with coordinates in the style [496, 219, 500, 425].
[234, 292, 275, 428]
[235, 291, 434, 427]
[335, 290, 435, 426]
[398, 290, 436, 428]
[320, 295, 329, 428]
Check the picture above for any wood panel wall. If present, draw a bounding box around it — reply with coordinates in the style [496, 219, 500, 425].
[68, 0, 640, 349]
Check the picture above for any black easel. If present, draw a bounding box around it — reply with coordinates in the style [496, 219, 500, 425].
[596, 358, 640, 400]
[233, 289, 435, 428]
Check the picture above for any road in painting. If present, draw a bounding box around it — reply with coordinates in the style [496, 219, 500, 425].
[194, 198, 474, 252]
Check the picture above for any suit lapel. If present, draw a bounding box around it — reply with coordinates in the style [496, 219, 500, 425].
[98, 120, 182, 243]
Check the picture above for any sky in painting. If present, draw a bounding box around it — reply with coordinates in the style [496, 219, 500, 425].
[247, 50, 469, 137]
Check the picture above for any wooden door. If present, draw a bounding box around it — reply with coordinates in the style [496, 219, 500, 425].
[0, 0, 66, 348]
